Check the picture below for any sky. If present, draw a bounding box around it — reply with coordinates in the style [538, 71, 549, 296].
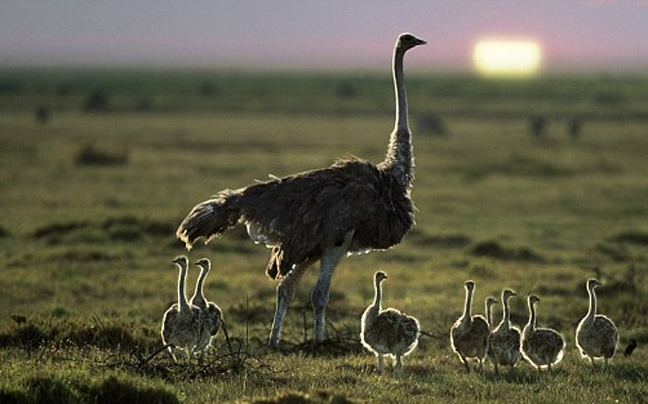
[2, 0, 648, 72]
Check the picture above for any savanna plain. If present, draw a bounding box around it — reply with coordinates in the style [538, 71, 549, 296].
[0, 69, 647, 403]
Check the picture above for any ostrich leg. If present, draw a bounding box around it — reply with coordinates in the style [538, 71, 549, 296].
[312, 230, 355, 343]
[268, 262, 308, 347]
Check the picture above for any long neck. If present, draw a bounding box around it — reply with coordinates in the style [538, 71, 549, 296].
[393, 47, 409, 134]
[462, 288, 473, 320]
[177, 263, 189, 312]
[486, 302, 493, 327]
[382, 45, 413, 186]
[503, 296, 511, 325]
[586, 285, 597, 322]
[372, 278, 383, 312]
[527, 301, 536, 331]
[191, 267, 208, 305]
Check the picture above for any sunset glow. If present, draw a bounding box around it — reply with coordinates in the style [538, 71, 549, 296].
[473, 40, 542, 77]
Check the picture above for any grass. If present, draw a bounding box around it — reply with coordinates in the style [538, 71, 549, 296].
[0, 68, 648, 403]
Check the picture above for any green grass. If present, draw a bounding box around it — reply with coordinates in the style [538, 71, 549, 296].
[1, 69, 648, 403]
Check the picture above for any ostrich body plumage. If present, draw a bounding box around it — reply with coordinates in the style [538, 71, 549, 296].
[488, 289, 521, 373]
[191, 258, 223, 357]
[161, 256, 203, 361]
[450, 281, 491, 373]
[521, 294, 566, 372]
[360, 271, 420, 373]
[575, 278, 618, 367]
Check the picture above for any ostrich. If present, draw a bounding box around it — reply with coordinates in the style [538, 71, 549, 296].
[360, 271, 420, 374]
[176, 33, 426, 347]
[161, 256, 202, 361]
[488, 289, 521, 374]
[450, 281, 491, 373]
[192, 258, 224, 358]
[575, 278, 618, 368]
[521, 294, 565, 372]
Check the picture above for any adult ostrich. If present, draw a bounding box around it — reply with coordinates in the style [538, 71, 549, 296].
[176, 33, 426, 347]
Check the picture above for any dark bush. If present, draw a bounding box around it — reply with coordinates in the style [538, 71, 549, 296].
[75, 144, 128, 166]
[35, 106, 51, 124]
[469, 240, 544, 262]
[32, 221, 88, 239]
[199, 82, 220, 97]
[610, 230, 648, 246]
[528, 115, 547, 139]
[82, 90, 109, 112]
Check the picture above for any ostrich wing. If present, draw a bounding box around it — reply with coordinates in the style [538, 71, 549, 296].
[238, 158, 414, 278]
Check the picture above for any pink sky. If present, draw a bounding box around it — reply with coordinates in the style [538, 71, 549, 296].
[2, 0, 648, 72]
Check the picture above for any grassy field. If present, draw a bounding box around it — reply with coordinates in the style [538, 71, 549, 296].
[1, 69, 648, 403]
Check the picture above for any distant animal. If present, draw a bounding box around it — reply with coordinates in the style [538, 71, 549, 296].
[575, 278, 619, 367]
[161, 256, 202, 361]
[488, 289, 521, 373]
[176, 33, 426, 347]
[529, 115, 547, 139]
[521, 294, 565, 372]
[35, 106, 50, 124]
[624, 339, 637, 357]
[191, 258, 223, 358]
[450, 281, 491, 373]
[360, 271, 420, 374]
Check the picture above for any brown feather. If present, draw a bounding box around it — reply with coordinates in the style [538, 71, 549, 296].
[177, 157, 414, 279]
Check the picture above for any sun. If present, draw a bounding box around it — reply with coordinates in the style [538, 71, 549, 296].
[473, 40, 542, 78]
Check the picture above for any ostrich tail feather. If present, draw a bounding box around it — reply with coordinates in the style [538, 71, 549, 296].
[176, 190, 242, 250]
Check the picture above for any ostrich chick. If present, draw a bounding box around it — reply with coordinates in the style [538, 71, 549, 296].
[575, 278, 618, 367]
[521, 294, 565, 372]
[488, 289, 521, 373]
[192, 258, 224, 358]
[161, 256, 202, 361]
[450, 280, 491, 373]
[360, 271, 420, 374]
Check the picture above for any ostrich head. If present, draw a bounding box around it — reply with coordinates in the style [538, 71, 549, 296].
[464, 280, 475, 292]
[397, 33, 427, 51]
[374, 271, 388, 283]
[587, 278, 601, 291]
[502, 289, 517, 301]
[173, 255, 188, 267]
[194, 258, 211, 273]
[486, 296, 498, 307]
[528, 294, 540, 306]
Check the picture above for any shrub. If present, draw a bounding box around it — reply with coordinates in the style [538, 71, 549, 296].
[75, 144, 128, 166]
[82, 90, 109, 112]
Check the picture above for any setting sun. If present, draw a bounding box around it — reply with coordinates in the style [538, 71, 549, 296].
[473, 40, 542, 78]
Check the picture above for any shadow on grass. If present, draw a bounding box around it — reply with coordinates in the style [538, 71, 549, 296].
[246, 390, 359, 404]
[469, 240, 545, 263]
[0, 315, 159, 353]
[31, 215, 175, 245]
[0, 375, 178, 404]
